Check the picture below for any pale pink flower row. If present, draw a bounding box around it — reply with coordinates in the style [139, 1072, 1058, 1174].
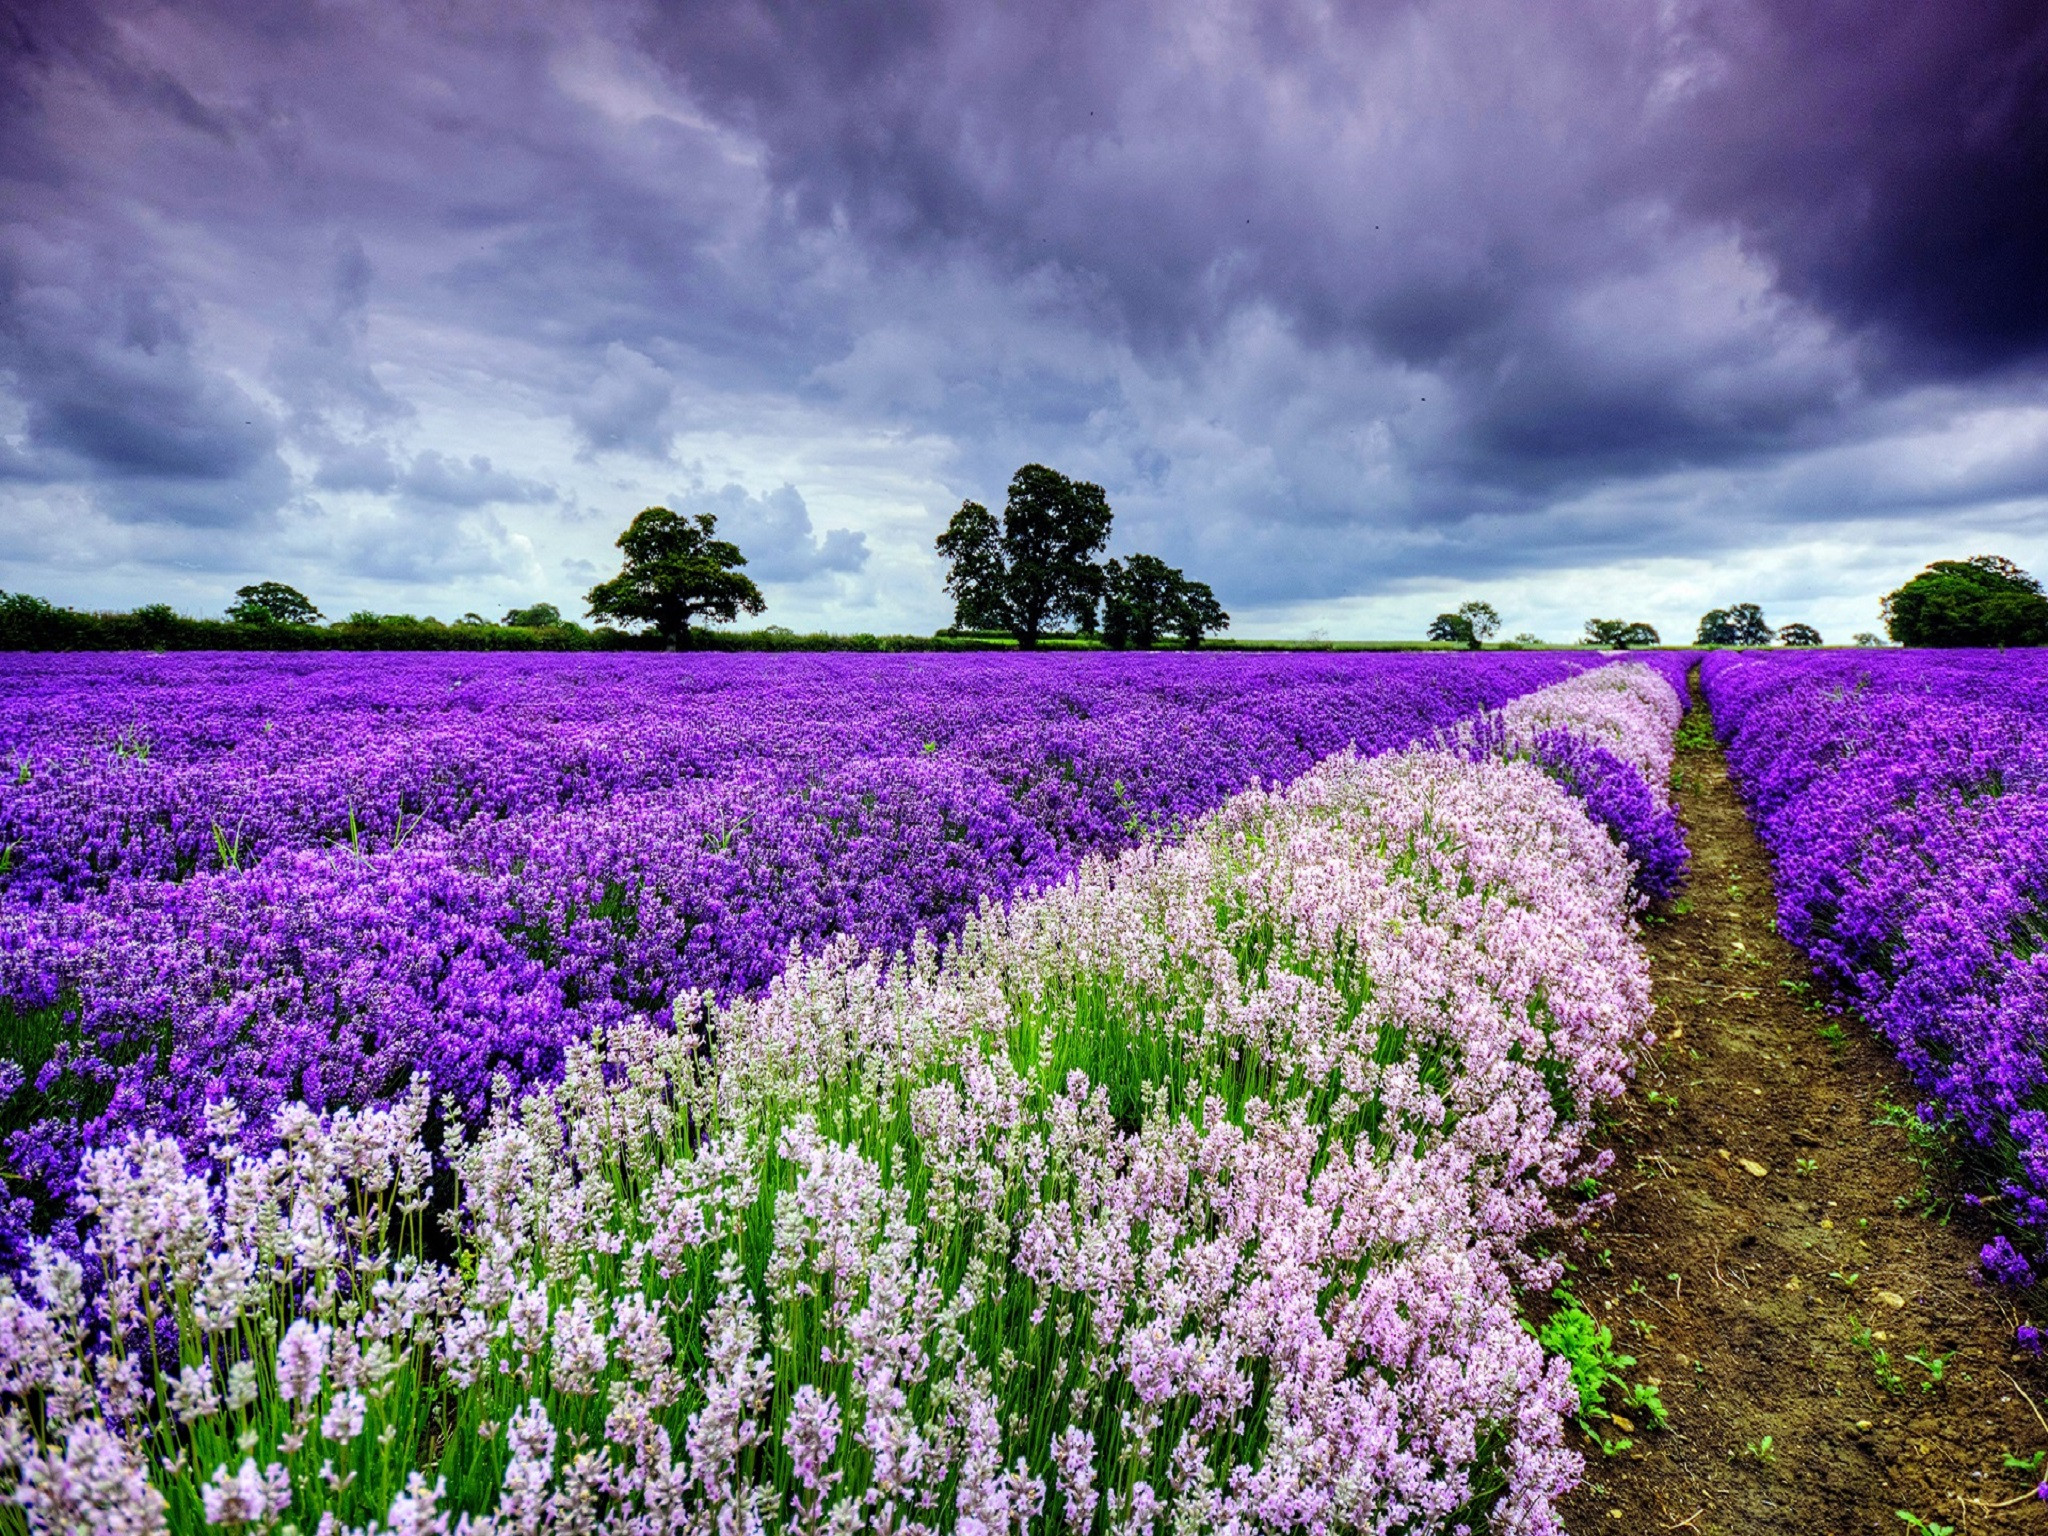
[1494, 662, 1683, 796]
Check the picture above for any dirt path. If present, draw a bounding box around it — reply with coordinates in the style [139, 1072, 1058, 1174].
[1553, 680, 2048, 1535]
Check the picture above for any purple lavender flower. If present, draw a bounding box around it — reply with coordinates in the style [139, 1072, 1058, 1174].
[0, 650, 1606, 1206]
[1706, 647, 2048, 1273]
[1985, 1236, 2037, 1289]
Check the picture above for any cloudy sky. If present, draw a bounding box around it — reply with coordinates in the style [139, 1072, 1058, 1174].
[3, 0, 2045, 641]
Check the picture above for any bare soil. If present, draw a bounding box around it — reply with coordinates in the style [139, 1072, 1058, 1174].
[1552, 678, 2048, 1535]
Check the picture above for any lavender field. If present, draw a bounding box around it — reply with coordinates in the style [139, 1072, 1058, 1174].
[1704, 649, 2048, 1283]
[0, 653, 1689, 1534]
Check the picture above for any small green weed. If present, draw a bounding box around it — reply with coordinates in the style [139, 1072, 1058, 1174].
[1796, 1157, 1818, 1176]
[1675, 707, 1716, 753]
[1904, 1349, 1952, 1393]
[1852, 1322, 1906, 1394]
[1741, 1434, 1776, 1466]
[1533, 1290, 1669, 1455]
[1894, 1512, 1955, 1536]
[1874, 1096, 1959, 1215]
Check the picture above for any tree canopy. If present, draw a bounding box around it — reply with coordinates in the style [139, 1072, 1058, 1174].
[585, 507, 765, 647]
[1426, 602, 1499, 650]
[1102, 555, 1181, 649]
[996, 465, 1114, 646]
[502, 602, 563, 628]
[1777, 622, 1823, 647]
[226, 582, 322, 627]
[1427, 612, 1474, 646]
[1583, 618, 1660, 649]
[933, 501, 1012, 634]
[1097, 554, 1229, 649]
[1882, 555, 2048, 646]
[934, 465, 1225, 649]
[1171, 582, 1228, 648]
[1696, 603, 1774, 647]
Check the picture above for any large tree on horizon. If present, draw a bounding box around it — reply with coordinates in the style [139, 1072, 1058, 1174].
[1103, 554, 1231, 649]
[934, 465, 1115, 647]
[1696, 603, 1774, 647]
[1883, 555, 2048, 646]
[226, 581, 322, 627]
[585, 507, 764, 648]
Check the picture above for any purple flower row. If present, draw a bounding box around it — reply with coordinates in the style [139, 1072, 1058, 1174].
[1702, 649, 2048, 1280]
[0, 650, 1596, 1212]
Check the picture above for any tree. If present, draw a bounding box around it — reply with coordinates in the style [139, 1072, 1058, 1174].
[1777, 622, 1822, 647]
[1511, 632, 1543, 646]
[933, 466, 1116, 647]
[1170, 579, 1229, 648]
[227, 582, 322, 627]
[934, 501, 1012, 633]
[998, 465, 1114, 646]
[1583, 618, 1659, 649]
[1457, 601, 1500, 643]
[1428, 601, 1500, 649]
[1696, 603, 1774, 647]
[1103, 555, 1183, 649]
[502, 602, 563, 628]
[585, 507, 765, 647]
[1853, 632, 1888, 647]
[1882, 555, 2048, 646]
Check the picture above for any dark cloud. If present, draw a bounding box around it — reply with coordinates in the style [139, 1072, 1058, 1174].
[1663, 0, 2048, 372]
[0, 0, 2043, 624]
[675, 483, 868, 582]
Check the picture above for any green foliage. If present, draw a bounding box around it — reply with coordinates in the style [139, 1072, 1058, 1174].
[1852, 1322, 1907, 1394]
[1427, 612, 1475, 646]
[501, 602, 563, 627]
[1459, 601, 1501, 642]
[226, 581, 323, 627]
[1102, 553, 1182, 648]
[1582, 618, 1660, 649]
[1533, 1292, 1667, 1454]
[586, 507, 767, 647]
[936, 467, 1113, 647]
[1172, 578, 1228, 647]
[1674, 705, 1717, 753]
[1895, 1511, 1956, 1535]
[1103, 554, 1231, 649]
[1696, 603, 1773, 647]
[1427, 603, 1499, 649]
[1883, 554, 2048, 646]
[934, 500, 1012, 633]
[935, 467, 1228, 650]
[1000, 463, 1115, 645]
[1777, 622, 1823, 647]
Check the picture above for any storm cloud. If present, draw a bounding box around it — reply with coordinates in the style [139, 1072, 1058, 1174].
[2, 0, 2044, 636]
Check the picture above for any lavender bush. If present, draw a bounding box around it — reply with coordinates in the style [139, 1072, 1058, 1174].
[0, 661, 1677, 1534]
[1, 652, 1598, 1206]
[1461, 663, 1691, 903]
[1703, 649, 2048, 1280]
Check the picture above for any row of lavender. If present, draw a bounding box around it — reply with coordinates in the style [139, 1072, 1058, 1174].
[1702, 650, 2048, 1281]
[1, 652, 1604, 1217]
[0, 664, 1683, 1535]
